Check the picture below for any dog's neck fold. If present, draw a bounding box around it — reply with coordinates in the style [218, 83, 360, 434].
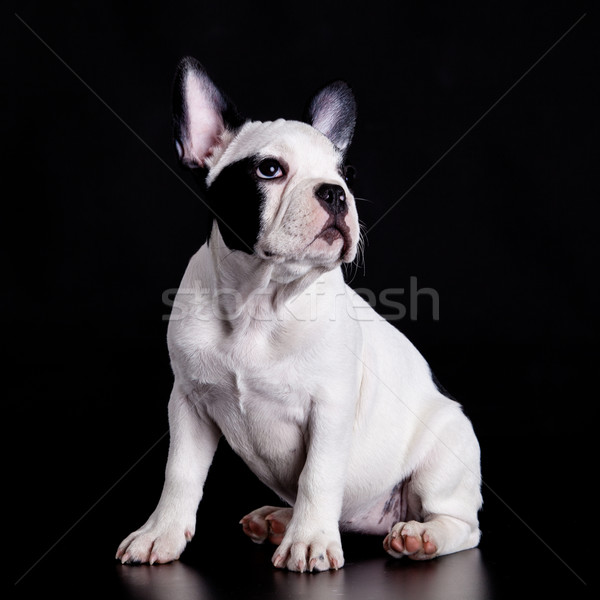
[208, 224, 330, 322]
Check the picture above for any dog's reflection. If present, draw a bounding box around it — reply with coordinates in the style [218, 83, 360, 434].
[117, 548, 490, 600]
[116, 560, 215, 600]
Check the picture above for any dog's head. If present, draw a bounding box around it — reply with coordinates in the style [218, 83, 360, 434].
[173, 57, 359, 272]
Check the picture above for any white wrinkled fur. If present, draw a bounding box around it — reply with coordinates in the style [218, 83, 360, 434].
[117, 95, 482, 571]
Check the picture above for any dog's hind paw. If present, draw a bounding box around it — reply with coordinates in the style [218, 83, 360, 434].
[383, 521, 438, 560]
[240, 506, 293, 545]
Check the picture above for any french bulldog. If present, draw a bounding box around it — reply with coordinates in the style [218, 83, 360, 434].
[116, 57, 482, 572]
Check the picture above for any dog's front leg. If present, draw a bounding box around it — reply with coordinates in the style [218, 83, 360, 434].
[116, 383, 221, 564]
[272, 387, 356, 573]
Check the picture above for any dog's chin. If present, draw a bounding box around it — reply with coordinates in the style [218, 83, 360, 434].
[307, 230, 350, 265]
[256, 230, 355, 271]
[312, 225, 357, 264]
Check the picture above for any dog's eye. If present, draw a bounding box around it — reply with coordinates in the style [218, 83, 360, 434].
[256, 158, 284, 179]
[343, 165, 356, 188]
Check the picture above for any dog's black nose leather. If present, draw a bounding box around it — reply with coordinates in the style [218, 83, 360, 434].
[315, 183, 347, 215]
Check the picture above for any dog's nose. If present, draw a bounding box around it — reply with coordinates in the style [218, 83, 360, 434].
[315, 183, 347, 215]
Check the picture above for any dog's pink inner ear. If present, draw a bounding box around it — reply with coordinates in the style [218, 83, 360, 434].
[180, 70, 226, 167]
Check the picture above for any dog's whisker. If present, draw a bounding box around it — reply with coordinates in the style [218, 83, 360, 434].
[346, 221, 368, 282]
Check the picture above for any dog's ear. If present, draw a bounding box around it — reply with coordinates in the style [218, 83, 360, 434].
[172, 57, 242, 169]
[305, 81, 356, 154]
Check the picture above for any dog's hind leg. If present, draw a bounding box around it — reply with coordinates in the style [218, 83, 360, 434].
[383, 411, 482, 560]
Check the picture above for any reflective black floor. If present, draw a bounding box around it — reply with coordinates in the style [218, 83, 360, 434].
[12, 437, 592, 600]
[12, 527, 590, 600]
[116, 546, 490, 600]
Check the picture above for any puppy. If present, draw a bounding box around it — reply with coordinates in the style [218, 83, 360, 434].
[116, 57, 482, 572]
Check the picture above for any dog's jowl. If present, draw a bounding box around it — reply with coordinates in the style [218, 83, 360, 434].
[116, 57, 482, 572]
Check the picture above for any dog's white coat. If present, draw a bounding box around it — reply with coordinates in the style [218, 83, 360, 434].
[117, 65, 482, 572]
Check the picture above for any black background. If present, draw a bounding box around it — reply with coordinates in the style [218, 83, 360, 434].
[8, 1, 596, 598]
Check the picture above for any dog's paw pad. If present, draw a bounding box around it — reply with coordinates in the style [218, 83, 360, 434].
[383, 521, 438, 560]
[240, 506, 292, 545]
[404, 534, 422, 554]
[422, 533, 437, 556]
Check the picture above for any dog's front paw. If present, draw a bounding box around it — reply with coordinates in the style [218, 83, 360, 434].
[116, 518, 194, 565]
[271, 527, 344, 572]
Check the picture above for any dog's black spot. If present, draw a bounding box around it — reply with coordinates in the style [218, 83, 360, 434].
[205, 156, 265, 253]
[379, 479, 409, 524]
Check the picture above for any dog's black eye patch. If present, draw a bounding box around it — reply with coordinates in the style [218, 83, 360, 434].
[206, 156, 265, 254]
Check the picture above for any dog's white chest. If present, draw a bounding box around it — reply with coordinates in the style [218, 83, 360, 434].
[197, 370, 311, 502]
